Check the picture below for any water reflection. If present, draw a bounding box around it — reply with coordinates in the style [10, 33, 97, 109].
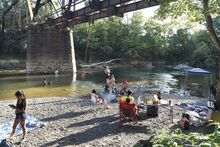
[0, 67, 217, 100]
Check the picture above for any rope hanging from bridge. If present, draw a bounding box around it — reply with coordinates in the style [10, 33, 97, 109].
[84, 8, 95, 63]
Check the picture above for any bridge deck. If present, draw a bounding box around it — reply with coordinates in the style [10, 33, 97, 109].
[40, 0, 159, 29]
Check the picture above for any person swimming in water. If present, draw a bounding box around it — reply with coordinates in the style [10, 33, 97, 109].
[43, 79, 48, 86]
[79, 70, 87, 80]
[42, 79, 52, 86]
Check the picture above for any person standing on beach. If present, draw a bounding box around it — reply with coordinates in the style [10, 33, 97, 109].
[104, 66, 111, 78]
[9, 91, 27, 143]
[104, 66, 111, 93]
[109, 74, 116, 92]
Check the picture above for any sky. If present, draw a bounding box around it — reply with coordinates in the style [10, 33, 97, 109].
[59, 0, 205, 31]
[126, 6, 159, 19]
[72, 0, 159, 19]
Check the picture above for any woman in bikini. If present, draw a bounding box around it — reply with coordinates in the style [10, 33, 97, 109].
[9, 91, 27, 142]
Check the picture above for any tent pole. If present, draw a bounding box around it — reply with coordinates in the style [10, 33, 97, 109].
[183, 72, 188, 94]
[209, 74, 212, 100]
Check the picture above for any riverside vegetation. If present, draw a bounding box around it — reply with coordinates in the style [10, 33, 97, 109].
[0, 1, 220, 67]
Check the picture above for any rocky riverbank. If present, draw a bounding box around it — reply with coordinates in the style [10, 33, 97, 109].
[0, 95, 209, 147]
[0, 59, 25, 70]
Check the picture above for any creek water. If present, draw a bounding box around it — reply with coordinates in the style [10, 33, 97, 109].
[0, 66, 217, 100]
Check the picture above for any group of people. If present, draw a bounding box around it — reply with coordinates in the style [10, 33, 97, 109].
[91, 66, 163, 110]
[8, 66, 162, 143]
[90, 66, 116, 109]
[119, 90, 134, 104]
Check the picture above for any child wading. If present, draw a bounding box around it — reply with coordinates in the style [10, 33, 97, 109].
[9, 91, 27, 143]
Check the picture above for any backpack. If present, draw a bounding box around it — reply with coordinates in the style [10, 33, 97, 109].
[147, 105, 158, 117]
[0, 139, 13, 147]
[179, 117, 190, 130]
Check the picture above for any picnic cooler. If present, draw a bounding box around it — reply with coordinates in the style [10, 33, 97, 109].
[147, 105, 158, 117]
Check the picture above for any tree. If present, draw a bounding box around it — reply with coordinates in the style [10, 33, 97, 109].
[156, 0, 220, 108]
[192, 30, 218, 67]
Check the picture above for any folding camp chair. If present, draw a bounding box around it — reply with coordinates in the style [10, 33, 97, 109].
[119, 102, 139, 126]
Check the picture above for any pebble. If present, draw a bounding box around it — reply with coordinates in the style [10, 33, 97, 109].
[0, 96, 207, 147]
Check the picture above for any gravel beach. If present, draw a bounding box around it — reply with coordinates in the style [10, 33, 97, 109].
[0, 95, 208, 147]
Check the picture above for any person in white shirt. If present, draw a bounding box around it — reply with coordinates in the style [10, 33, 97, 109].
[109, 74, 116, 91]
[91, 89, 109, 109]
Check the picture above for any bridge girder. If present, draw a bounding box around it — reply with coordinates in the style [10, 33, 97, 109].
[40, 0, 159, 29]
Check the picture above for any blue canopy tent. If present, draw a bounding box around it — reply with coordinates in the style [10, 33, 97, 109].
[184, 68, 212, 99]
[187, 68, 211, 75]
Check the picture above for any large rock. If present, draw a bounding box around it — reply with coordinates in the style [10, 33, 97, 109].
[0, 59, 25, 69]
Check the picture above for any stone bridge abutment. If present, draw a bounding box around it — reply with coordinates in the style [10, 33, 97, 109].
[26, 28, 77, 74]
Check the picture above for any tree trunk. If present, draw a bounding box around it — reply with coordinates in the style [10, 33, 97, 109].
[203, 0, 220, 109]
[85, 24, 91, 63]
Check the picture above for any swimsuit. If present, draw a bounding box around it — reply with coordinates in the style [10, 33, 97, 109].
[15, 99, 27, 120]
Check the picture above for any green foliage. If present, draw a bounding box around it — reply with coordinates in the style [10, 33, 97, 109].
[157, 0, 219, 23]
[0, 0, 219, 66]
[72, 12, 220, 66]
[0, 30, 26, 59]
[191, 30, 218, 67]
[149, 122, 220, 146]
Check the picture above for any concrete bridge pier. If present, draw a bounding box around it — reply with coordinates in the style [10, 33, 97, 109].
[26, 28, 77, 74]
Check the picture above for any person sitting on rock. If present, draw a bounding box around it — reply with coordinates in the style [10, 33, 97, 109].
[210, 84, 218, 110]
[91, 89, 109, 109]
[119, 92, 126, 102]
[124, 92, 139, 118]
[123, 90, 134, 104]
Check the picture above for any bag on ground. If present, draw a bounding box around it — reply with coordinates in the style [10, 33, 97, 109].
[0, 139, 13, 147]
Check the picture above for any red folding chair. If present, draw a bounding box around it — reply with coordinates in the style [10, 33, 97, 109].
[119, 102, 139, 126]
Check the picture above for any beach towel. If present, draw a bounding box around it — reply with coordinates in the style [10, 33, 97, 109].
[177, 103, 213, 127]
[177, 103, 210, 116]
[0, 115, 46, 140]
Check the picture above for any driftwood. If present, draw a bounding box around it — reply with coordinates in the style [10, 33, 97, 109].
[79, 58, 122, 68]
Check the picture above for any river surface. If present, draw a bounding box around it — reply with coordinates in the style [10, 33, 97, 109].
[0, 66, 217, 100]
